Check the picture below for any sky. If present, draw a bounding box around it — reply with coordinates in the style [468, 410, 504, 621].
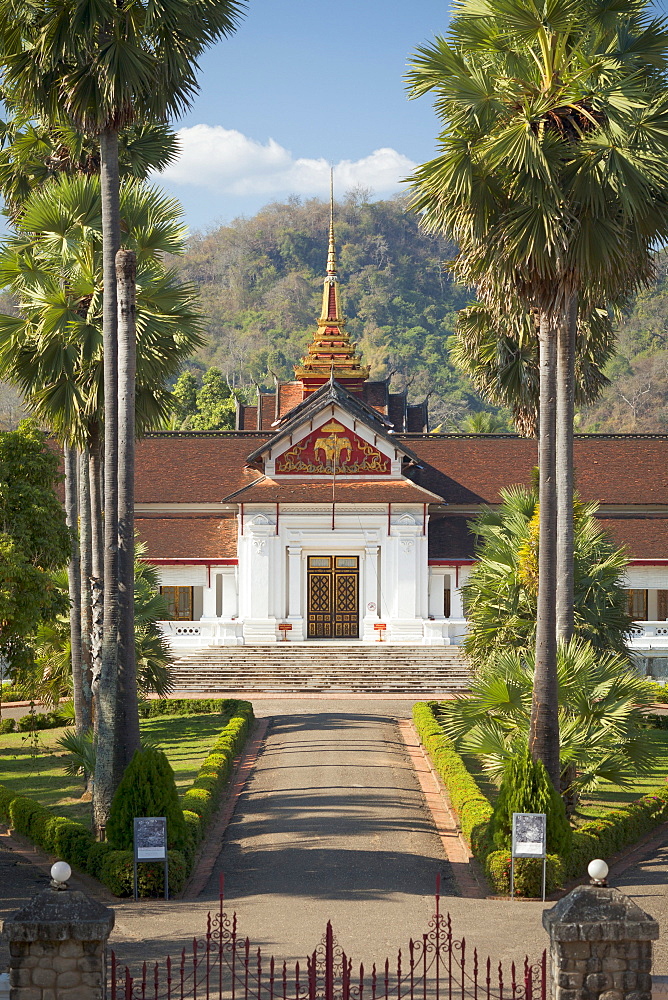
[155, 0, 451, 231]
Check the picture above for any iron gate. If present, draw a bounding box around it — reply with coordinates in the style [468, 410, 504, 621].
[110, 876, 547, 1000]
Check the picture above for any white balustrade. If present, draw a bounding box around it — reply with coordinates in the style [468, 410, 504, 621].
[422, 618, 467, 645]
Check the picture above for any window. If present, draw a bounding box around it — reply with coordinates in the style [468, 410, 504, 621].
[626, 589, 648, 621]
[160, 586, 194, 621]
[444, 580, 451, 618]
[658, 590, 668, 621]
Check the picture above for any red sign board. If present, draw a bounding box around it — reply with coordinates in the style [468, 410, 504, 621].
[278, 622, 292, 641]
[373, 623, 387, 630]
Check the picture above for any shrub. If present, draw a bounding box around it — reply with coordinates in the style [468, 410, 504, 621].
[138, 698, 241, 719]
[99, 848, 187, 897]
[0, 718, 15, 733]
[485, 850, 565, 897]
[0, 784, 16, 822]
[16, 710, 69, 732]
[491, 743, 571, 856]
[52, 819, 95, 869]
[106, 747, 187, 853]
[413, 702, 494, 860]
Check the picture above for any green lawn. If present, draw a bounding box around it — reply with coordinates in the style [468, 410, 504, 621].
[0, 712, 229, 828]
[460, 729, 668, 822]
[575, 728, 668, 820]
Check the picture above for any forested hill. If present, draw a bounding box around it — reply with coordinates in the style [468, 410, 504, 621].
[174, 193, 478, 428]
[175, 192, 668, 434]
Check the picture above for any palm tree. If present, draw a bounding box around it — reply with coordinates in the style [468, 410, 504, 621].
[0, 0, 244, 826]
[0, 174, 202, 757]
[461, 484, 632, 668]
[407, 0, 668, 786]
[435, 639, 660, 815]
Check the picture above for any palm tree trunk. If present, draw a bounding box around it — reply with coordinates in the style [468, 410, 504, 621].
[64, 445, 86, 733]
[556, 295, 577, 643]
[78, 447, 93, 733]
[94, 125, 122, 835]
[116, 248, 141, 764]
[88, 425, 104, 721]
[530, 311, 560, 789]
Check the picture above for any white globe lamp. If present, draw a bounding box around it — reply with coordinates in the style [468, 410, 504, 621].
[587, 859, 609, 886]
[50, 861, 72, 890]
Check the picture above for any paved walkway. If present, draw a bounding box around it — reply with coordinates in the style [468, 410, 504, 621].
[2, 698, 667, 979]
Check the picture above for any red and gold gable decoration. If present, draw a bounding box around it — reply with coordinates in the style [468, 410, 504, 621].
[275, 420, 391, 476]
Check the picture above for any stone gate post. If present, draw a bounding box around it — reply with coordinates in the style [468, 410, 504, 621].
[543, 884, 658, 1000]
[2, 884, 114, 1000]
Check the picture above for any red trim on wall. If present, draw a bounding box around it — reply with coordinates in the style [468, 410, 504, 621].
[629, 559, 668, 565]
[428, 559, 476, 565]
[145, 559, 238, 565]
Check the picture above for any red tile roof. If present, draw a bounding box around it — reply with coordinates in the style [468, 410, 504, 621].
[596, 517, 668, 560]
[238, 405, 257, 431]
[135, 434, 268, 503]
[223, 476, 440, 504]
[278, 382, 304, 417]
[258, 394, 275, 431]
[137, 516, 237, 559]
[403, 436, 668, 505]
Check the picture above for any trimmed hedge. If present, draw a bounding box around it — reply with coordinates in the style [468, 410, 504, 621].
[413, 701, 668, 897]
[0, 699, 254, 897]
[0, 710, 71, 734]
[138, 698, 241, 719]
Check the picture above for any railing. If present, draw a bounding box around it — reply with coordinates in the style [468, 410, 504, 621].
[110, 877, 547, 1000]
[159, 621, 243, 647]
[628, 621, 668, 646]
[422, 619, 467, 646]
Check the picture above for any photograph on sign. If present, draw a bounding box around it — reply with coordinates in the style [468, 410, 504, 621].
[134, 817, 167, 860]
[511, 812, 546, 858]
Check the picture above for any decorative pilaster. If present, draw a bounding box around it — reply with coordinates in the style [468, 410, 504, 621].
[287, 544, 304, 640]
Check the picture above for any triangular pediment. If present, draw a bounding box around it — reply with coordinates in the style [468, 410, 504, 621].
[245, 381, 420, 479]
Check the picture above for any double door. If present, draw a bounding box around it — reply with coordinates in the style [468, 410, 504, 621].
[307, 556, 359, 639]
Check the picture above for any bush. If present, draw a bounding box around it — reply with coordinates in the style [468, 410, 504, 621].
[16, 710, 69, 732]
[413, 702, 668, 897]
[99, 848, 187, 897]
[484, 850, 565, 897]
[0, 699, 255, 897]
[106, 747, 188, 852]
[491, 743, 571, 856]
[138, 698, 241, 719]
[0, 718, 15, 733]
[413, 702, 494, 860]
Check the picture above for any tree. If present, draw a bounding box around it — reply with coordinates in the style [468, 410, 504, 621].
[191, 367, 237, 430]
[436, 638, 660, 814]
[461, 484, 631, 668]
[0, 420, 69, 673]
[0, 0, 244, 828]
[0, 174, 202, 747]
[407, 0, 668, 786]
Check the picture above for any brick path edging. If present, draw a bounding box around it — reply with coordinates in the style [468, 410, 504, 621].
[181, 718, 270, 900]
[396, 718, 486, 899]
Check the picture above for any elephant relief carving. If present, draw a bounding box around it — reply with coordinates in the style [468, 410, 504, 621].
[314, 432, 352, 467]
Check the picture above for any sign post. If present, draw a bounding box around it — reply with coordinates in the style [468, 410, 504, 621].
[133, 817, 168, 900]
[278, 623, 292, 641]
[374, 623, 387, 642]
[511, 812, 547, 901]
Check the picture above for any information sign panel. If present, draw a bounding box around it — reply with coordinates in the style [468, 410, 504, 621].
[512, 813, 547, 859]
[510, 812, 547, 901]
[133, 817, 168, 900]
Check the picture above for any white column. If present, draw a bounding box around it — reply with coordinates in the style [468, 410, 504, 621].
[428, 570, 445, 617]
[201, 569, 217, 619]
[389, 527, 424, 643]
[287, 544, 304, 641]
[241, 524, 278, 643]
[362, 545, 380, 641]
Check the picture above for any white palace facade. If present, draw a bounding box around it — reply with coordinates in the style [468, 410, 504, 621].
[135, 222, 668, 681]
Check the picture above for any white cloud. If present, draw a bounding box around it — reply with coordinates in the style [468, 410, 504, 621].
[158, 125, 416, 199]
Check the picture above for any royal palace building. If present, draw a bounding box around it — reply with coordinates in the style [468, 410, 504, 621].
[136, 218, 668, 681]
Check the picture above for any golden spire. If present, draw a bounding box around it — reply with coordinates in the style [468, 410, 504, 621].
[327, 168, 337, 277]
[294, 169, 370, 394]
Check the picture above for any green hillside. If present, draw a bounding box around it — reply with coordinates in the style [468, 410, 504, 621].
[174, 193, 485, 429]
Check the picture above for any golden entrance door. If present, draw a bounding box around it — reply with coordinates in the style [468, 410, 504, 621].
[307, 556, 359, 639]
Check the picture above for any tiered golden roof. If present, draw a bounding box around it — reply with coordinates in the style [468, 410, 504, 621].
[294, 187, 370, 391]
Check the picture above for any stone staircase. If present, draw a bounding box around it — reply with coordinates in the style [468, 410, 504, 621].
[170, 644, 471, 695]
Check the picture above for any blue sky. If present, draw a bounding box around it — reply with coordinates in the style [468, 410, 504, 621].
[157, 0, 450, 231]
